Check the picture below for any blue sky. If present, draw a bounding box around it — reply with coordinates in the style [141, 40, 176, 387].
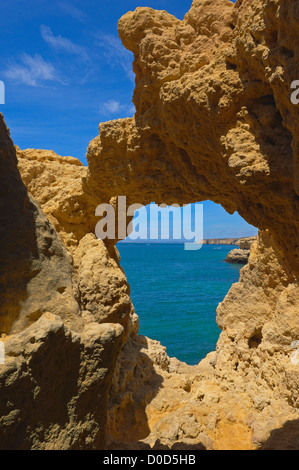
[0, 0, 256, 238]
[0, 0, 192, 159]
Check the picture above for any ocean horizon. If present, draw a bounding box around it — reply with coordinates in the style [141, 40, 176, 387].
[117, 242, 244, 365]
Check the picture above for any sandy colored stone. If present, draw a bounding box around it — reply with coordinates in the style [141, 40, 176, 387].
[0, 313, 125, 449]
[107, 233, 299, 449]
[0, 116, 82, 335]
[16, 147, 98, 249]
[72, 234, 134, 328]
[83, 0, 299, 277]
[225, 248, 250, 264]
[237, 236, 258, 250]
[0, 116, 135, 448]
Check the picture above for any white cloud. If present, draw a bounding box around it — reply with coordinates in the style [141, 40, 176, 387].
[102, 100, 136, 116]
[40, 25, 89, 62]
[59, 3, 87, 22]
[103, 100, 122, 114]
[4, 53, 61, 87]
[96, 34, 134, 82]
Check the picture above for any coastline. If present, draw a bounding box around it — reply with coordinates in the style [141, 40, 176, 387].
[118, 236, 257, 245]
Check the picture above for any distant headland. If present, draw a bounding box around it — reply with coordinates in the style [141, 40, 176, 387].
[119, 236, 258, 245]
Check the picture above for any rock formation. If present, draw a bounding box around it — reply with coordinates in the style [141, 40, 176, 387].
[225, 248, 250, 264]
[203, 238, 243, 245]
[1, 0, 299, 450]
[225, 236, 257, 263]
[237, 236, 258, 250]
[107, 231, 299, 450]
[0, 118, 136, 449]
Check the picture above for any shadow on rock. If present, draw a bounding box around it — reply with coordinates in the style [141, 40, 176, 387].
[260, 419, 299, 450]
[107, 335, 165, 448]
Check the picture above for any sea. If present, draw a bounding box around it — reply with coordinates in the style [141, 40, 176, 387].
[117, 243, 244, 366]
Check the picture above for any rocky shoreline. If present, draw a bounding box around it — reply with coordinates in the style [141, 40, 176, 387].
[225, 237, 257, 264]
[225, 248, 250, 264]
[203, 236, 256, 246]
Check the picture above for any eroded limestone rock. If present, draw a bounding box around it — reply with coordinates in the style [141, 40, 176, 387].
[0, 116, 135, 449]
[225, 236, 257, 264]
[225, 248, 250, 264]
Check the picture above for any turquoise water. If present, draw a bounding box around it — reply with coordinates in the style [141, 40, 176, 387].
[117, 243, 243, 365]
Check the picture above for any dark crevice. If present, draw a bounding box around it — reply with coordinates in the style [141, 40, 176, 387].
[247, 90, 294, 179]
[250, 32, 261, 45]
[226, 60, 237, 71]
[248, 328, 263, 349]
[280, 47, 294, 60]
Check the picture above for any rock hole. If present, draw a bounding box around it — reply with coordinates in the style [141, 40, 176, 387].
[118, 202, 258, 365]
[183, 381, 192, 393]
[57, 286, 66, 295]
[256, 94, 276, 106]
[226, 60, 237, 71]
[28, 309, 43, 323]
[249, 91, 293, 175]
[250, 32, 261, 45]
[280, 47, 294, 60]
[248, 329, 263, 349]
